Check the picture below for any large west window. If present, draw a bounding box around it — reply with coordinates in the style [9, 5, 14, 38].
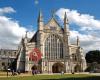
[44, 34, 63, 60]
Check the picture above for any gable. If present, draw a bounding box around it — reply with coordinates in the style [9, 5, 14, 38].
[44, 18, 62, 31]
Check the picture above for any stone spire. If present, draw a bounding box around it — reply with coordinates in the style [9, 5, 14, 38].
[63, 12, 70, 73]
[63, 12, 70, 45]
[25, 31, 28, 38]
[63, 12, 70, 53]
[64, 12, 69, 35]
[38, 10, 44, 31]
[24, 31, 28, 44]
[77, 36, 80, 46]
[51, 9, 55, 18]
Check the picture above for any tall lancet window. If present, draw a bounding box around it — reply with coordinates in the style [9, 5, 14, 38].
[44, 34, 63, 60]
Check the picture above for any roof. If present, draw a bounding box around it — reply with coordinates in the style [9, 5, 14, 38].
[29, 31, 38, 42]
[29, 16, 64, 43]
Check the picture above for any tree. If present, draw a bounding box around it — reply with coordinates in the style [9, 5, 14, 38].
[85, 50, 100, 72]
[9, 59, 17, 72]
[85, 50, 100, 63]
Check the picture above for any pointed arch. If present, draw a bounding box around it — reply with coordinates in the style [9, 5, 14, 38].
[52, 62, 65, 73]
[44, 34, 63, 60]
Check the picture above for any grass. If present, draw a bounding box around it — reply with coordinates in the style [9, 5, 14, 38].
[0, 74, 100, 80]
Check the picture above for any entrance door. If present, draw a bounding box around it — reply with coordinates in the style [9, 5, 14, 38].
[52, 62, 65, 73]
[31, 65, 37, 70]
[74, 64, 81, 72]
[31, 65, 42, 73]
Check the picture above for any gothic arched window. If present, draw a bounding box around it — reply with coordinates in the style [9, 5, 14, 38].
[72, 54, 77, 61]
[44, 34, 63, 60]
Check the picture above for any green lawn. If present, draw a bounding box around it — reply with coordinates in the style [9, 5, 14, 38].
[0, 74, 100, 80]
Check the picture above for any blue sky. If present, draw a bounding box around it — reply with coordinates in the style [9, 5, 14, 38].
[0, 0, 100, 52]
[0, 0, 100, 29]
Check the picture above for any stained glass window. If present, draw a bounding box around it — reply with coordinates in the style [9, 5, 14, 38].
[44, 34, 63, 60]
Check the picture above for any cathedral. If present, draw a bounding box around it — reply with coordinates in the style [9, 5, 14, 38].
[17, 11, 87, 73]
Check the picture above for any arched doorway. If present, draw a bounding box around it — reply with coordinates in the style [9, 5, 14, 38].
[52, 62, 65, 73]
[31, 65, 42, 73]
[74, 64, 81, 72]
[31, 65, 37, 70]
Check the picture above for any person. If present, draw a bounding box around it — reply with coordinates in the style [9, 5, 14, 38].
[71, 71, 75, 74]
[32, 70, 35, 75]
[17, 70, 21, 75]
[61, 71, 64, 75]
[11, 69, 15, 76]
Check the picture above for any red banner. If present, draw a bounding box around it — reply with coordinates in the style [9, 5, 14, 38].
[29, 48, 42, 62]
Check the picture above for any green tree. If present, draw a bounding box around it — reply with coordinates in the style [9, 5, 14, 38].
[85, 50, 100, 72]
[85, 50, 100, 63]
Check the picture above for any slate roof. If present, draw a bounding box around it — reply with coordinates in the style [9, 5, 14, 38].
[29, 31, 38, 42]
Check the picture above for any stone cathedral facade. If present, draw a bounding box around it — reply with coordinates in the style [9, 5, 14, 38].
[17, 11, 87, 73]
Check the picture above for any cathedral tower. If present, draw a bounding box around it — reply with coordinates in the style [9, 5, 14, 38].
[37, 10, 44, 56]
[63, 12, 70, 55]
[38, 10, 44, 31]
[77, 36, 80, 46]
[63, 12, 71, 72]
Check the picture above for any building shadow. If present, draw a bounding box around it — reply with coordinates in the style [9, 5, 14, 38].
[42, 76, 100, 80]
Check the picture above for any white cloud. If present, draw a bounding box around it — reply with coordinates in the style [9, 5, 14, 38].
[0, 7, 16, 15]
[0, 6, 99, 53]
[27, 31, 35, 38]
[70, 30, 100, 53]
[56, 8, 100, 30]
[0, 7, 34, 49]
[56, 8, 100, 53]
[34, 0, 39, 5]
[70, 30, 94, 42]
